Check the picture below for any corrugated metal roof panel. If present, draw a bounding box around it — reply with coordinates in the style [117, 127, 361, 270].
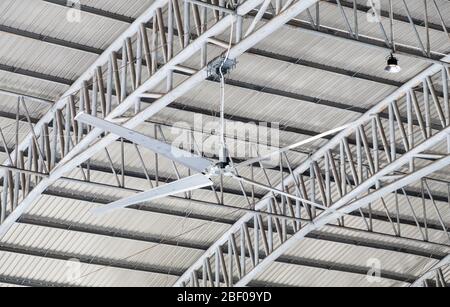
[0, 0, 129, 50]
[0, 0, 449, 287]
[0, 250, 178, 287]
[254, 261, 408, 287]
[25, 194, 232, 248]
[2, 223, 204, 272]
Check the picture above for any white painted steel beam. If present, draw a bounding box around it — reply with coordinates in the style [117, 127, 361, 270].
[174, 53, 450, 286]
[411, 255, 450, 287]
[0, 0, 320, 237]
[174, 124, 450, 286]
[235, 152, 450, 286]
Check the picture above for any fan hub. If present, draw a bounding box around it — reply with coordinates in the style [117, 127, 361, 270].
[208, 162, 235, 177]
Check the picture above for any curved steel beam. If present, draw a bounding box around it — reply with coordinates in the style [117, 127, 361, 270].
[175, 55, 450, 286]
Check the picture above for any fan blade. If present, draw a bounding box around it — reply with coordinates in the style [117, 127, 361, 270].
[237, 124, 350, 168]
[76, 113, 212, 173]
[232, 174, 337, 214]
[92, 174, 213, 214]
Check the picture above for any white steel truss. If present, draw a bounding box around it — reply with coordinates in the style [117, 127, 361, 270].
[0, 0, 322, 236]
[39, 0, 450, 65]
[174, 58, 450, 286]
[1, 0, 448, 95]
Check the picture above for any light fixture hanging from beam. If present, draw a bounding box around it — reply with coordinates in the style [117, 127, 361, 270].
[385, 0, 401, 74]
[385, 53, 401, 74]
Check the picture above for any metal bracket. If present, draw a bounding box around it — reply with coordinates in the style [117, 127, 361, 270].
[207, 56, 237, 80]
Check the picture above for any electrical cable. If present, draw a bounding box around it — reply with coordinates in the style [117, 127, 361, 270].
[218, 16, 234, 156]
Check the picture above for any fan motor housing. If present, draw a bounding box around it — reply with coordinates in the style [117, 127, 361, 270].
[207, 56, 237, 80]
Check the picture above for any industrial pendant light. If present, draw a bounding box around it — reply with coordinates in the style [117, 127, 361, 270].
[385, 53, 401, 74]
[384, 0, 400, 74]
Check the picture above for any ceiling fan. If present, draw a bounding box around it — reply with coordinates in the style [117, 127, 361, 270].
[75, 112, 349, 215]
